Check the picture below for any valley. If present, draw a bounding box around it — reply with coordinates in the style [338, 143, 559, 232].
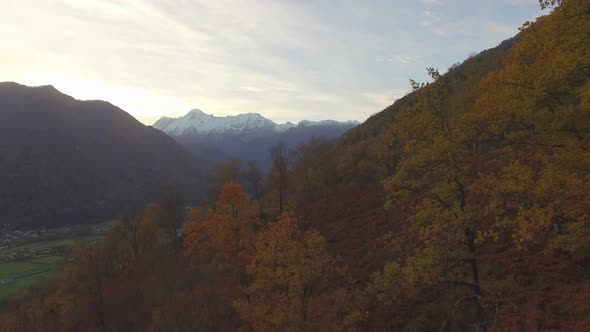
[1, 0, 589, 331]
[0, 221, 114, 302]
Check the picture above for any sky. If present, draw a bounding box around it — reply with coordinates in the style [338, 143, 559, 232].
[1, 0, 543, 125]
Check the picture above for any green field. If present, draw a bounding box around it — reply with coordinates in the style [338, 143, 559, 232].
[0, 261, 45, 279]
[0, 237, 100, 302]
[28, 255, 66, 264]
[0, 220, 114, 302]
[0, 239, 81, 255]
[0, 255, 65, 302]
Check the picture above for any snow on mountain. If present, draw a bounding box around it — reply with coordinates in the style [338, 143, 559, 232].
[273, 121, 296, 132]
[152, 109, 359, 136]
[153, 109, 277, 135]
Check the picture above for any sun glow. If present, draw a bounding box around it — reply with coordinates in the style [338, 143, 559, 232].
[6, 69, 191, 125]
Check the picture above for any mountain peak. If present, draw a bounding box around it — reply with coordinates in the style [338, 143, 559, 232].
[153, 110, 359, 136]
[185, 109, 209, 117]
[0, 82, 61, 96]
[153, 109, 277, 135]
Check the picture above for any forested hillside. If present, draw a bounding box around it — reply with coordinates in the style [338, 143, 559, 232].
[295, 0, 590, 329]
[0, 83, 205, 228]
[0, 1, 588, 330]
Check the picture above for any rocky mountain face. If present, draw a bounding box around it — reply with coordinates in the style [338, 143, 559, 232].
[153, 110, 359, 169]
[153, 110, 278, 135]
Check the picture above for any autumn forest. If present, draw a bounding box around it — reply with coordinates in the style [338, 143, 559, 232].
[1, 0, 590, 331]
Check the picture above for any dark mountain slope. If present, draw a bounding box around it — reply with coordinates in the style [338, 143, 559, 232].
[288, 37, 518, 282]
[342, 36, 519, 146]
[0, 83, 204, 228]
[335, 35, 517, 182]
[292, 2, 590, 329]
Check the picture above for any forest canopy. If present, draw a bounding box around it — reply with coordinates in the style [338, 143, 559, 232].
[1, 0, 589, 331]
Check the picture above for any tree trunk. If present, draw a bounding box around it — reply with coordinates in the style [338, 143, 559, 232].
[465, 227, 486, 331]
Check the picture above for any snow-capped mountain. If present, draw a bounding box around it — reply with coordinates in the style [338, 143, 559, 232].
[153, 109, 277, 135]
[152, 109, 359, 136]
[152, 109, 359, 170]
[273, 121, 297, 132]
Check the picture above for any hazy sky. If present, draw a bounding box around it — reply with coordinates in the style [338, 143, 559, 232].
[1, 0, 542, 125]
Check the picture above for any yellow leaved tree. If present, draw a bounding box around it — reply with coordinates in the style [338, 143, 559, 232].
[470, 0, 590, 254]
[234, 214, 352, 331]
[374, 1, 590, 330]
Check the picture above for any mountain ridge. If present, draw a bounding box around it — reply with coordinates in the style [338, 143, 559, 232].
[0, 82, 205, 228]
[152, 109, 360, 136]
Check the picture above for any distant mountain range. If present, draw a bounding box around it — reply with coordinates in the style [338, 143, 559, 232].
[153, 110, 359, 169]
[0, 82, 205, 228]
[153, 109, 358, 135]
[0, 82, 359, 227]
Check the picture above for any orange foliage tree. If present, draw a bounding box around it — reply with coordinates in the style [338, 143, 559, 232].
[234, 214, 352, 331]
[182, 183, 262, 329]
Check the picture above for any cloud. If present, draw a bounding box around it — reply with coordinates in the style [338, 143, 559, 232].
[362, 90, 406, 108]
[0, 0, 542, 124]
[381, 54, 418, 65]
